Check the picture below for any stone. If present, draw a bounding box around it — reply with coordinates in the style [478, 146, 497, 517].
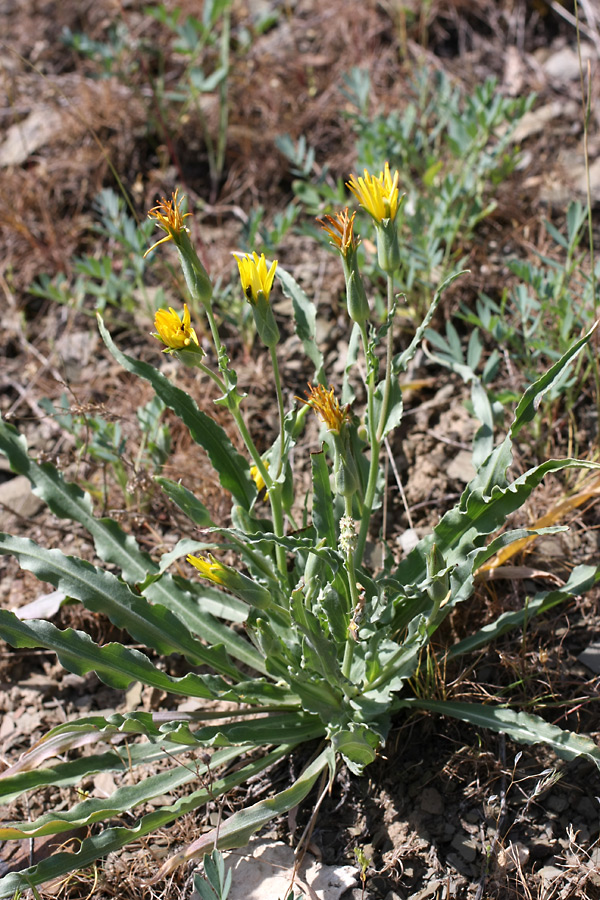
[420, 788, 444, 816]
[451, 833, 477, 863]
[190, 839, 357, 900]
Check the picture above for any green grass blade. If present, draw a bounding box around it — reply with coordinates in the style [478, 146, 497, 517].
[98, 315, 256, 510]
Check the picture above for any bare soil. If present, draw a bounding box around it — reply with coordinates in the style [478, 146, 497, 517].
[1, 1, 600, 898]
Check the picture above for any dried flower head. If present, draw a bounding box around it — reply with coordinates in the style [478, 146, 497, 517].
[144, 189, 192, 257]
[347, 163, 401, 223]
[317, 208, 359, 256]
[301, 383, 351, 433]
[153, 303, 199, 350]
[233, 251, 278, 305]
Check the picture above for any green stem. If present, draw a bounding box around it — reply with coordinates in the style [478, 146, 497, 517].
[341, 497, 360, 680]
[231, 408, 288, 588]
[376, 273, 395, 443]
[195, 360, 227, 393]
[203, 302, 227, 369]
[270, 345, 286, 478]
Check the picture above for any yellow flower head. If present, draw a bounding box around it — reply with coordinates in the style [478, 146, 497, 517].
[250, 462, 269, 496]
[347, 162, 401, 223]
[317, 207, 359, 256]
[300, 383, 351, 433]
[233, 252, 278, 305]
[153, 303, 199, 351]
[144, 189, 192, 257]
[187, 553, 226, 585]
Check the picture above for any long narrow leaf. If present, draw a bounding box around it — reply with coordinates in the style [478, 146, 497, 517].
[0, 745, 291, 898]
[98, 315, 256, 509]
[152, 745, 334, 880]
[449, 563, 600, 658]
[0, 533, 238, 677]
[0, 418, 153, 584]
[397, 698, 600, 768]
[0, 610, 235, 698]
[276, 266, 325, 384]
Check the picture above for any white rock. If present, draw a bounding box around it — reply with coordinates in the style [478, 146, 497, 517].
[191, 839, 357, 900]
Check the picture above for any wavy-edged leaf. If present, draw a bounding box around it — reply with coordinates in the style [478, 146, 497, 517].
[310, 447, 336, 545]
[0, 609, 234, 698]
[152, 744, 334, 881]
[98, 315, 256, 510]
[393, 270, 467, 375]
[0, 418, 153, 584]
[0, 745, 292, 897]
[393, 458, 599, 594]
[0, 533, 238, 677]
[276, 266, 325, 384]
[155, 476, 215, 527]
[449, 563, 600, 658]
[511, 326, 595, 438]
[145, 574, 267, 674]
[397, 698, 600, 769]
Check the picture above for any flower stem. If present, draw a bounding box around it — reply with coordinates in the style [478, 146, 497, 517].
[341, 497, 360, 680]
[270, 345, 286, 478]
[376, 273, 395, 443]
[355, 275, 395, 565]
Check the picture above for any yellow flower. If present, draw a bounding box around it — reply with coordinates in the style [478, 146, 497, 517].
[250, 462, 269, 496]
[187, 553, 226, 585]
[153, 303, 199, 350]
[233, 252, 278, 305]
[317, 208, 359, 256]
[144, 189, 192, 257]
[347, 162, 401, 223]
[300, 383, 351, 433]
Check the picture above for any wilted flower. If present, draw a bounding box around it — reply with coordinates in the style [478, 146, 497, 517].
[144, 189, 192, 257]
[301, 383, 351, 434]
[153, 303, 199, 351]
[317, 208, 359, 257]
[347, 163, 401, 223]
[233, 252, 278, 305]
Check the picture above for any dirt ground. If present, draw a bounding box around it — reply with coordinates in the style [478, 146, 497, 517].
[2, 1, 600, 898]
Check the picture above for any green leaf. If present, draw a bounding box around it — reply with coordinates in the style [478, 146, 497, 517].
[0, 745, 291, 897]
[511, 326, 594, 437]
[0, 533, 238, 677]
[156, 476, 215, 526]
[276, 267, 325, 384]
[0, 609, 234, 698]
[0, 418, 153, 584]
[398, 699, 600, 769]
[393, 270, 468, 374]
[98, 315, 256, 509]
[144, 575, 267, 674]
[449, 564, 600, 658]
[152, 745, 334, 879]
[310, 447, 336, 545]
